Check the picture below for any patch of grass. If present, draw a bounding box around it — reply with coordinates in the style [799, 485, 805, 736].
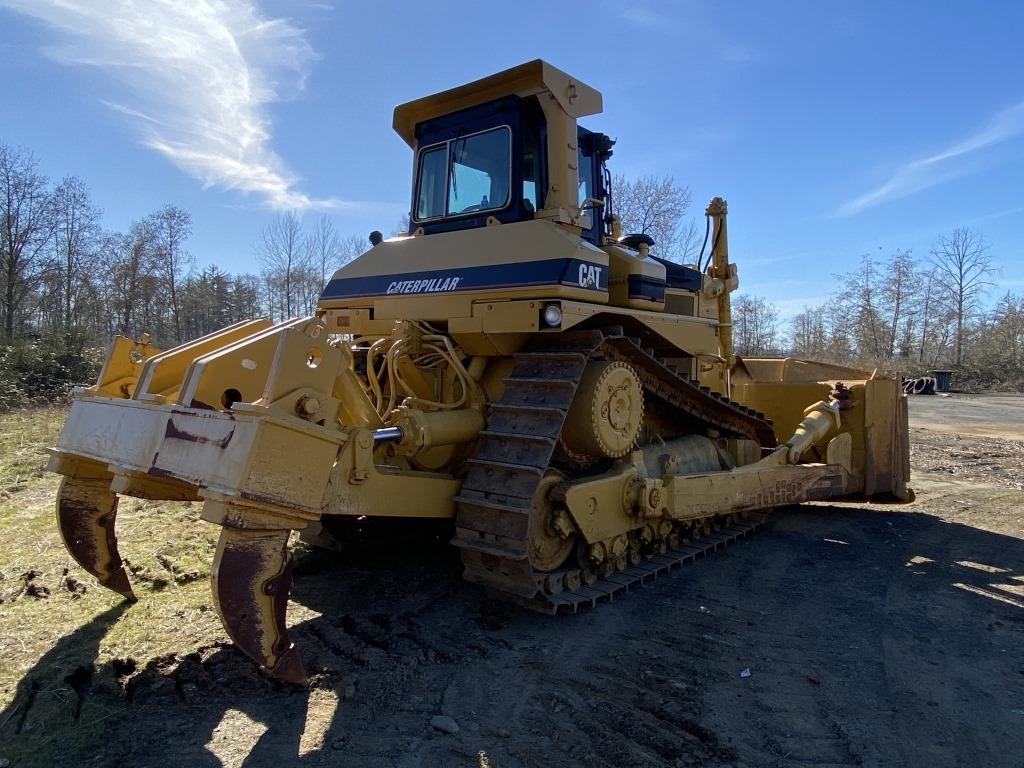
[0, 407, 225, 733]
[0, 407, 65, 494]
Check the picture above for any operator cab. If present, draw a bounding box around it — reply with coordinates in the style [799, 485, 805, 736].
[409, 94, 615, 244]
[319, 61, 686, 319]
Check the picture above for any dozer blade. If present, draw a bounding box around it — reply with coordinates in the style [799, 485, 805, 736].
[211, 527, 306, 684]
[56, 476, 136, 601]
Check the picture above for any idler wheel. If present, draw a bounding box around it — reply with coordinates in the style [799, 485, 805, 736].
[561, 361, 644, 461]
[526, 471, 576, 572]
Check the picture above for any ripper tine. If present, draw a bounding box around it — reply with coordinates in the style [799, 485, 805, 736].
[211, 527, 306, 685]
[56, 476, 136, 601]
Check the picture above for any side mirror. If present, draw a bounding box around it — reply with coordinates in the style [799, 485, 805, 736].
[575, 197, 604, 230]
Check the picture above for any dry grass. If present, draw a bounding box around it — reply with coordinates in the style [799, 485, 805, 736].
[0, 407, 65, 494]
[0, 406, 225, 762]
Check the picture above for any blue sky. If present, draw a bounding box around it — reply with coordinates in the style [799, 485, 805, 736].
[1, 0, 1022, 317]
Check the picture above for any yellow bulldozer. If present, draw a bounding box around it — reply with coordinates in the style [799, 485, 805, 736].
[49, 61, 911, 684]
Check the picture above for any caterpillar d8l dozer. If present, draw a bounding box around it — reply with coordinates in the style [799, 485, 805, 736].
[49, 60, 912, 683]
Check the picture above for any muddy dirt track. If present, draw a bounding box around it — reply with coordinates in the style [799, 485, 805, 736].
[2, 395, 1023, 767]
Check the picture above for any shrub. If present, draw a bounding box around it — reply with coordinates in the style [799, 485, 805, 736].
[0, 333, 105, 412]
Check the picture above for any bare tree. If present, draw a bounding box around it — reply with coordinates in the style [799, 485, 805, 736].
[840, 254, 885, 360]
[611, 175, 693, 261]
[915, 266, 949, 365]
[987, 293, 1024, 373]
[340, 234, 366, 265]
[0, 144, 54, 337]
[256, 211, 307, 318]
[825, 250, 926, 364]
[677, 217, 704, 265]
[929, 227, 996, 366]
[733, 294, 780, 355]
[105, 219, 158, 337]
[308, 215, 343, 289]
[151, 204, 193, 342]
[883, 249, 917, 360]
[308, 216, 364, 292]
[52, 176, 103, 334]
[790, 304, 828, 359]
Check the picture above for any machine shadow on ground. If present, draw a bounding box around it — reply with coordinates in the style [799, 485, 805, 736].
[1, 504, 1022, 768]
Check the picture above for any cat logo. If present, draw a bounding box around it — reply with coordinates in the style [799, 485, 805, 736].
[385, 276, 461, 294]
[578, 264, 603, 289]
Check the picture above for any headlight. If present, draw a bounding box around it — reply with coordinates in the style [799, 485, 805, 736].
[542, 303, 562, 327]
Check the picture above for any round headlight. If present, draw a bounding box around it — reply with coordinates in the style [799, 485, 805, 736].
[542, 303, 562, 327]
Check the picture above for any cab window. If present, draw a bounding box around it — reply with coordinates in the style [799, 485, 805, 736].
[578, 144, 595, 207]
[414, 126, 511, 221]
[416, 145, 447, 220]
[522, 122, 541, 212]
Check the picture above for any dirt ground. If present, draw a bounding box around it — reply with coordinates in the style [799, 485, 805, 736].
[1, 395, 1022, 768]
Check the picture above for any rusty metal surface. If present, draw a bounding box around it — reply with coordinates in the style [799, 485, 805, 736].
[162, 415, 235, 448]
[211, 527, 306, 684]
[51, 397, 257, 489]
[56, 476, 136, 601]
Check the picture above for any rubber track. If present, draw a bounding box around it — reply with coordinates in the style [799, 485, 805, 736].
[453, 326, 775, 609]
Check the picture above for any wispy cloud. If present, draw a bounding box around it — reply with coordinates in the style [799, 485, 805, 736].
[618, 5, 668, 29]
[0, 0, 351, 211]
[835, 101, 1024, 217]
[612, 3, 754, 63]
[961, 203, 1024, 227]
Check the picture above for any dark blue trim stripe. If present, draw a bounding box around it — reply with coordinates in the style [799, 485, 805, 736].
[651, 256, 702, 291]
[320, 258, 607, 300]
[627, 274, 667, 303]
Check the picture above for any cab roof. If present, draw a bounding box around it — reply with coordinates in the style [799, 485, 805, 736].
[392, 59, 602, 148]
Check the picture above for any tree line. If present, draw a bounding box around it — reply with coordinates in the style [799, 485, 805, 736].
[1, 140, 1020, 408]
[1, 144, 371, 348]
[612, 173, 1021, 390]
[0, 143, 366, 407]
[731, 232, 1021, 391]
